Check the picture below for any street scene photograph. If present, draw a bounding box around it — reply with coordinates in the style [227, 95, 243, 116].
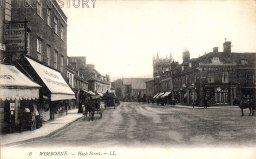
[0, 0, 256, 159]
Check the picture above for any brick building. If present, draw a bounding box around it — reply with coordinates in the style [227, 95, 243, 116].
[68, 56, 110, 94]
[2, 0, 75, 123]
[0, 0, 11, 61]
[67, 56, 89, 91]
[149, 41, 256, 106]
[171, 41, 256, 106]
[11, 0, 67, 76]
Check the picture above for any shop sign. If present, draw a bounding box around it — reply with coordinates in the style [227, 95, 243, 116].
[4, 22, 26, 52]
[10, 103, 15, 110]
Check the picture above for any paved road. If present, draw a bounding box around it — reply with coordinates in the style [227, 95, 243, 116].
[16, 102, 256, 148]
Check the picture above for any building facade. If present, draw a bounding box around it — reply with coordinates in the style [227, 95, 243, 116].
[10, 0, 67, 77]
[68, 56, 110, 94]
[67, 56, 89, 91]
[171, 41, 256, 106]
[0, 0, 11, 62]
[145, 79, 154, 99]
[112, 78, 151, 101]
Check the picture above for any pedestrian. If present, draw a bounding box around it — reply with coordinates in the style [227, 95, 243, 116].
[204, 97, 208, 109]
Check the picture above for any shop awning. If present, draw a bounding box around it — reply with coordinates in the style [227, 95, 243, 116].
[161, 92, 172, 98]
[88, 91, 96, 95]
[26, 57, 75, 101]
[81, 89, 95, 96]
[155, 92, 165, 99]
[97, 92, 103, 97]
[153, 93, 160, 99]
[0, 64, 41, 100]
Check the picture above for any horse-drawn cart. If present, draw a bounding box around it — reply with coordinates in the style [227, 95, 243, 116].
[78, 90, 104, 121]
[103, 91, 120, 109]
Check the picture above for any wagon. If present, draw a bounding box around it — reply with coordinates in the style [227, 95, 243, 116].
[79, 90, 104, 121]
[103, 91, 120, 109]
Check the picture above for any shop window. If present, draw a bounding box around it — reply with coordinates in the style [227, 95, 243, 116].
[36, 38, 42, 61]
[222, 72, 229, 83]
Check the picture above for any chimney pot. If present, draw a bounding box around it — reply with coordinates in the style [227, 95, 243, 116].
[213, 47, 218, 53]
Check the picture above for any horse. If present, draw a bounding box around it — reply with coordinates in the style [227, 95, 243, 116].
[82, 98, 96, 121]
[235, 98, 255, 116]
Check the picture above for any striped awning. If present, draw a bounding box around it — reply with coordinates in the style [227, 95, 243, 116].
[26, 57, 75, 101]
[0, 64, 41, 101]
[155, 92, 165, 99]
[161, 92, 172, 98]
[153, 93, 160, 99]
[82, 90, 95, 96]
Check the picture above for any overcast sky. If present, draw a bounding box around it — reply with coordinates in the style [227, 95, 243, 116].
[62, 0, 256, 80]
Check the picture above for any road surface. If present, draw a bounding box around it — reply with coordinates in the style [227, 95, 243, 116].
[16, 102, 256, 148]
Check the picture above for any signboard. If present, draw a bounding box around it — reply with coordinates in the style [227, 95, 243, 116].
[0, 43, 6, 51]
[4, 22, 26, 52]
[10, 103, 15, 110]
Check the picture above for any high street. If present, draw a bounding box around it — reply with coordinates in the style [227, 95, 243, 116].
[14, 102, 256, 148]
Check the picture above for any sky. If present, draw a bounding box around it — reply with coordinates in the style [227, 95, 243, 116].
[61, 0, 256, 81]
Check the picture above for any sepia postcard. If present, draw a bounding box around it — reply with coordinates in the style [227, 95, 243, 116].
[0, 0, 256, 159]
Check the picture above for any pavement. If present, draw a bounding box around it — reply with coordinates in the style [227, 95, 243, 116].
[0, 109, 83, 147]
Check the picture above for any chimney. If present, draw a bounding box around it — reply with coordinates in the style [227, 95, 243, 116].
[223, 41, 231, 53]
[213, 47, 218, 53]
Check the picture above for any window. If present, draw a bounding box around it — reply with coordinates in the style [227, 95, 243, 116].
[26, 31, 30, 54]
[36, 0, 43, 17]
[240, 59, 248, 65]
[222, 72, 229, 83]
[37, 38, 42, 61]
[54, 51, 58, 69]
[54, 17, 58, 34]
[47, 8, 51, 26]
[46, 45, 51, 65]
[207, 73, 214, 83]
[60, 25, 64, 39]
[60, 55, 64, 72]
[67, 72, 74, 87]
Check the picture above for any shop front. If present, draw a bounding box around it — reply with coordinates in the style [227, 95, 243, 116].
[17, 56, 75, 121]
[203, 85, 236, 105]
[0, 64, 41, 133]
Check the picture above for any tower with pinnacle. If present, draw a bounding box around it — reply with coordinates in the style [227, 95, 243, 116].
[153, 52, 173, 78]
